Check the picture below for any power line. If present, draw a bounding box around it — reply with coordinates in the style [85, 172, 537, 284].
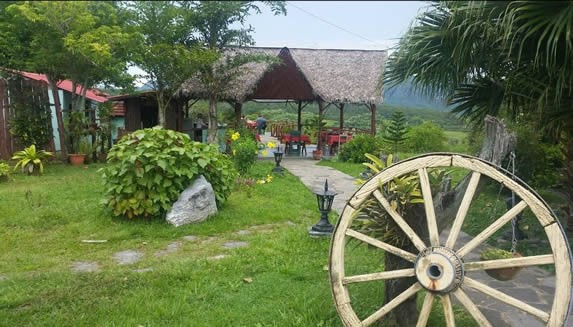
[285, 1, 388, 48]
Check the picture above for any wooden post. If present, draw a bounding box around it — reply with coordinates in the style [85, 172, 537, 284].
[297, 100, 302, 132]
[234, 102, 242, 128]
[318, 100, 325, 150]
[339, 103, 345, 129]
[370, 103, 377, 135]
[46, 76, 67, 157]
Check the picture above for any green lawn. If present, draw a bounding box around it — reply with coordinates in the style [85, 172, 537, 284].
[0, 161, 482, 326]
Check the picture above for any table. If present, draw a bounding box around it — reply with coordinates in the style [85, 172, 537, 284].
[281, 133, 311, 155]
[322, 133, 353, 154]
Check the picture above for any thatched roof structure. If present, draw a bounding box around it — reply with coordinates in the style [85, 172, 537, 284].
[177, 46, 387, 105]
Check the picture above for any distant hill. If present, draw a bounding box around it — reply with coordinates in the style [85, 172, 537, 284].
[384, 81, 450, 112]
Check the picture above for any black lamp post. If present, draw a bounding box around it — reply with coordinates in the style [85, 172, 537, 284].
[309, 179, 337, 237]
[272, 150, 284, 173]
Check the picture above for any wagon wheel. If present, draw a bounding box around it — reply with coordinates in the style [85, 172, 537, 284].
[329, 153, 572, 327]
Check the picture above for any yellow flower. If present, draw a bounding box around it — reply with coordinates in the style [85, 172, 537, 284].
[261, 150, 268, 156]
[256, 180, 265, 184]
[266, 141, 276, 149]
[231, 132, 240, 141]
[265, 174, 273, 183]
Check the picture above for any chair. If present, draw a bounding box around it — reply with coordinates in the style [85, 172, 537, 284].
[286, 130, 306, 156]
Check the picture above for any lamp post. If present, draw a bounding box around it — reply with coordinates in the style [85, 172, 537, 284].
[309, 179, 337, 237]
[272, 150, 284, 173]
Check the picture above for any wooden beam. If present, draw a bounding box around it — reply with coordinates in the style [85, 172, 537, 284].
[297, 100, 302, 132]
[318, 100, 325, 150]
[370, 103, 377, 135]
[339, 103, 345, 129]
[233, 102, 242, 127]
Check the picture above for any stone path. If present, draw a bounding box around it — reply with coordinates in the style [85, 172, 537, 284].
[277, 153, 573, 327]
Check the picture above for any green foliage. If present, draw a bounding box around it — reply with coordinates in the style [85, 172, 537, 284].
[512, 123, 565, 188]
[0, 162, 9, 180]
[338, 134, 386, 163]
[100, 127, 236, 219]
[228, 128, 258, 175]
[403, 121, 447, 153]
[11, 144, 53, 176]
[67, 111, 89, 153]
[480, 248, 514, 260]
[303, 115, 327, 143]
[8, 97, 53, 148]
[383, 111, 407, 154]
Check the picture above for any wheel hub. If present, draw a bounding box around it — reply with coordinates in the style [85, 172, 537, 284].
[415, 246, 464, 293]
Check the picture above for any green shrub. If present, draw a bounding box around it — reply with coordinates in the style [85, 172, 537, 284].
[12, 144, 54, 175]
[338, 134, 386, 163]
[0, 162, 9, 181]
[403, 121, 447, 153]
[228, 128, 258, 175]
[100, 127, 236, 219]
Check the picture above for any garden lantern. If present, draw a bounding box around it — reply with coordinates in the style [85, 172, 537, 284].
[309, 179, 337, 237]
[272, 150, 284, 173]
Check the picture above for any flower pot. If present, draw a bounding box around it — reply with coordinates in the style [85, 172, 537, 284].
[69, 153, 86, 166]
[484, 252, 522, 281]
[312, 150, 322, 160]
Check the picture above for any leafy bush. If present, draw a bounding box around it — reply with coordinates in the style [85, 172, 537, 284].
[338, 134, 386, 163]
[0, 162, 9, 181]
[512, 123, 565, 188]
[403, 121, 447, 153]
[12, 144, 53, 175]
[228, 128, 258, 175]
[100, 127, 236, 219]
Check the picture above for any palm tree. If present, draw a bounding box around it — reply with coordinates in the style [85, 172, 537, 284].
[386, 0, 573, 226]
[382, 1, 573, 324]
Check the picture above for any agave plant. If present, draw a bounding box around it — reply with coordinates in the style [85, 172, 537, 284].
[12, 145, 53, 175]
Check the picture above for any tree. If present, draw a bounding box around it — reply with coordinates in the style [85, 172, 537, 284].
[1, 1, 134, 156]
[382, 1, 573, 324]
[404, 121, 446, 153]
[183, 1, 286, 144]
[383, 111, 408, 155]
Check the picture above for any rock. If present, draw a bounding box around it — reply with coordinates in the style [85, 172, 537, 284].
[182, 235, 198, 241]
[113, 250, 143, 265]
[71, 261, 100, 273]
[166, 175, 218, 227]
[222, 241, 248, 249]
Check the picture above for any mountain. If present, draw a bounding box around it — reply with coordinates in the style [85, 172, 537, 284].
[384, 80, 450, 111]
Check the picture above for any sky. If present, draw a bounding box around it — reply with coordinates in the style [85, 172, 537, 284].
[246, 1, 429, 50]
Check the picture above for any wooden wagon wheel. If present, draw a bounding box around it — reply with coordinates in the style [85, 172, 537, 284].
[329, 153, 572, 327]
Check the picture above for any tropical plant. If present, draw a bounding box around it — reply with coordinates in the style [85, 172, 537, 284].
[303, 115, 327, 144]
[0, 162, 9, 181]
[385, 0, 573, 229]
[228, 128, 258, 175]
[67, 111, 88, 154]
[11, 144, 53, 176]
[100, 127, 236, 219]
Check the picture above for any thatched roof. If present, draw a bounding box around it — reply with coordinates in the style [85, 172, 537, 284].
[177, 46, 387, 104]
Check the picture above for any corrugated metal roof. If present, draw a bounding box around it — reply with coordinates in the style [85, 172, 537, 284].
[15, 71, 109, 103]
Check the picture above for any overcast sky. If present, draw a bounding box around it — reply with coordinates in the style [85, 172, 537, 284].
[246, 1, 429, 50]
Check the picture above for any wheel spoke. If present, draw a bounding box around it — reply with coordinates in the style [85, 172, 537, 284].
[463, 277, 550, 322]
[464, 254, 554, 271]
[440, 294, 455, 327]
[361, 283, 422, 326]
[445, 172, 481, 249]
[343, 268, 415, 284]
[452, 288, 492, 327]
[373, 189, 427, 251]
[345, 229, 417, 262]
[418, 168, 440, 246]
[456, 201, 527, 258]
[416, 292, 435, 327]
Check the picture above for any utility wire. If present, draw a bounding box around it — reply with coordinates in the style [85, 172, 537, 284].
[285, 1, 388, 48]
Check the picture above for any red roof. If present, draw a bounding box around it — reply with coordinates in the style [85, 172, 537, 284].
[111, 101, 125, 116]
[16, 71, 108, 103]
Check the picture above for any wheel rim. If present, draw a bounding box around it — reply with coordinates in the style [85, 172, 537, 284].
[329, 153, 573, 327]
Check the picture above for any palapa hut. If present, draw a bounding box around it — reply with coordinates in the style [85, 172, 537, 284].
[177, 46, 387, 138]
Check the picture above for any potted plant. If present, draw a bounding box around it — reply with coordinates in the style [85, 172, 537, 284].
[11, 144, 53, 175]
[305, 116, 326, 160]
[480, 248, 522, 281]
[67, 111, 88, 165]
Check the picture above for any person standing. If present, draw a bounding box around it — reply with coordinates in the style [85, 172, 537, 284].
[256, 114, 267, 135]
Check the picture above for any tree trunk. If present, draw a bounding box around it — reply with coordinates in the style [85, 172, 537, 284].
[157, 90, 166, 128]
[382, 115, 516, 326]
[207, 95, 218, 144]
[46, 76, 67, 157]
